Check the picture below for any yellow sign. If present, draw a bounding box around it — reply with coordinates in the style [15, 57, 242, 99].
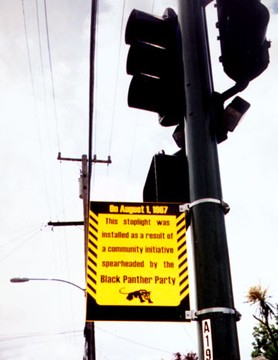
[86, 201, 190, 321]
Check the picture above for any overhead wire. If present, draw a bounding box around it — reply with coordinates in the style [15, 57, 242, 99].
[0, 223, 44, 247]
[22, 0, 63, 223]
[43, 0, 60, 151]
[0, 329, 83, 343]
[41, 0, 70, 265]
[21, 0, 34, 86]
[115, 0, 139, 183]
[107, 0, 126, 157]
[0, 323, 196, 357]
[105, 0, 139, 193]
[0, 224, 44, 263]
[33, 1, 80, 350]
[92, 0, 128, 198]
[41, 0, 68, 261]
[127, 114, 139, 178]
[91, 0, 143, 197]
[0, 329, 83, 360]
[42, 0, 66, 221]
[96, 326, 174, 355]
[21, 0, 52, 216]
[35, 0, 48, 118]
[97, 324, 197, 357]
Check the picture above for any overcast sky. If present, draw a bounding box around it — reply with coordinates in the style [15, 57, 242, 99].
[0, 0, 278, 359]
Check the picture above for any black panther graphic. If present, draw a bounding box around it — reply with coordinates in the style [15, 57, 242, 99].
[119, 288, 153, 303]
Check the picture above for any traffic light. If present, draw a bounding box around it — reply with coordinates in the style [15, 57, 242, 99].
[125, 8, 185, 127]
[216, 0, 270, 83]
[143, 150, 190, 203]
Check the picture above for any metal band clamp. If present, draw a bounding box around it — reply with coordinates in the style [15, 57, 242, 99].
[185, 307, 241, 321]
[179, 198, 230, 214]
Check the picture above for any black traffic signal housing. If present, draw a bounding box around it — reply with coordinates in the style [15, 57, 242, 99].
[125, 8, 185, 127]
[143, 150, 190, 204]
[216, 0, 270, 83]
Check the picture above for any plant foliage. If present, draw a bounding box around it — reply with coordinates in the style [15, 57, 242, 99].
[247, 285, 278, 359]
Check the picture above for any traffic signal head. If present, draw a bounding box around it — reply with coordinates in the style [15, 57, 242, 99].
[217, 0, 270, 83]
[143, 150, 190, 203]
[125, 8, 185, 127]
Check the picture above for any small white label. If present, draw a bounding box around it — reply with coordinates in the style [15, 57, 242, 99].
[202, 319, 213, 360]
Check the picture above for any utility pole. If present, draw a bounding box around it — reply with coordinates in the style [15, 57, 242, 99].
[49, 153, 111, 360]
[80, 154, 95, 360]
[80, 154, 110, 360]
[178, 1, 240, 359]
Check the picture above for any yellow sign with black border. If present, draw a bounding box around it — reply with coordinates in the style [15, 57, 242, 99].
[86, 201, 190, 321]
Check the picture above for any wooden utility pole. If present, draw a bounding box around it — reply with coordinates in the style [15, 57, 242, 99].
[80, 154, 96, 360]
[49, 153, 111, 360]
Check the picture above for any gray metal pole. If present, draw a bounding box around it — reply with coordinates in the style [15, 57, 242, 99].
[178, 1, 240, 359]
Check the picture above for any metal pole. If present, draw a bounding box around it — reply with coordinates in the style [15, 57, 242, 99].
[178, 1, 240, 359]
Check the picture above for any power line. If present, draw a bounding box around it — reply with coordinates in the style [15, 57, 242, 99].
[43, 0, 61, 151]
[0, 226, 43, 263]
[0, 329, 83, 343]
[35, 0, 48, 114]
[21, 0, 36, 104]
[21, 0, 52, 215]
[108, 0, 126, 157]
[96, 326, 174, 355]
